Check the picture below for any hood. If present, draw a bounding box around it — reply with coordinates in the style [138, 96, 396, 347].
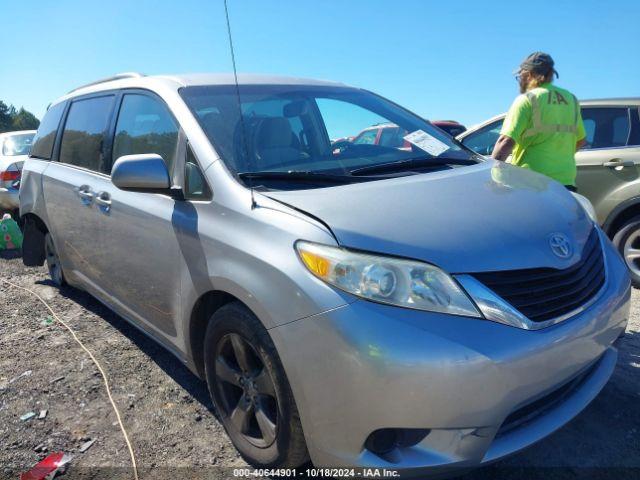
[264, 161, 594, 273]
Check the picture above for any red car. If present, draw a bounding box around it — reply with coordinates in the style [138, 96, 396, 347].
[431, 120, 466, 137]
[342, 120, 466, 150]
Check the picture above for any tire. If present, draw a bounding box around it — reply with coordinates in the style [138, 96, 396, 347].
[204, 302, 309, 468]
[612, 215, 640, 288]
[44, 232, 66, 287]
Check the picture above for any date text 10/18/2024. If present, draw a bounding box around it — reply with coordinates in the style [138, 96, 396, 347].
[233, 468, 401, 477]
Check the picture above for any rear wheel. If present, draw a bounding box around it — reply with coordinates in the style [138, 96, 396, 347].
[204, 302, 308, 468]
[612, 215, 640, 288]
[44, 232, 65, 287]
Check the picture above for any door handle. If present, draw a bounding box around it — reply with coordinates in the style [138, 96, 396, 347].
[95, 191, 112, 211]
[603, 159, 634, 168]
[77, 185, 94, 205]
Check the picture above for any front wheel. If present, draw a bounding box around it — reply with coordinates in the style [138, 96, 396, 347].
[204, 302, 309, 468]
[612, 215, 640, 288]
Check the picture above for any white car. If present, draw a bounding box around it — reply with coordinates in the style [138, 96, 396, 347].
[0, 129, 36, 215]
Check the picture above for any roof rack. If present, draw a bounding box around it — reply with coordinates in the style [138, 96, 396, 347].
[68, 72, 145, 93]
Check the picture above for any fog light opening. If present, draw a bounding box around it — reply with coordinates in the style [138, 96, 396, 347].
[397, 428, 431, 448]
[365, 428, 431, 456]
[365, 429, 398, 455]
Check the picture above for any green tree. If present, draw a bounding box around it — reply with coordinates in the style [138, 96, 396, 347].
[11, 107, 40, 131]
[0, 101, 13, 132]
[0, 101, 40, 133]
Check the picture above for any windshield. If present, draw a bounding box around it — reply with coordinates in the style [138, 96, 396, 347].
[2, 132, 35, 156]
[180, 85, 476, 189]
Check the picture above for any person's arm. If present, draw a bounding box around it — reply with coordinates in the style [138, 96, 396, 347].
[576, 138, 587, 151]
[492, 135, 515, 161]
[494, 94, 531, 161]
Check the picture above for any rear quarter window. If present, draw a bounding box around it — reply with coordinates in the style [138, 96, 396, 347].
[30, 102, 66, 160]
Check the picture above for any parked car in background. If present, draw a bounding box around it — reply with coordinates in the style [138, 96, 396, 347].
[21, 74, 629, 477]
[457, 113, 504, 156]
[350, 122, 411, 149]
[431, 120, 466, 137]
[0, 129, 36, 216]
[340, 120, 466, 151]
[458, 99, 640, 286]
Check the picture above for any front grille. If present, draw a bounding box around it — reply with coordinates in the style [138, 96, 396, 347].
[495, 357, 600, 438]
[473, 228, 605, 323]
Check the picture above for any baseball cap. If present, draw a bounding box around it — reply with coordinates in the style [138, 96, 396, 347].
[514, 52, 559, 78]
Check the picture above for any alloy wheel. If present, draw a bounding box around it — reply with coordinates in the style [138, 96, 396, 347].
[623, 228, 640, 278]
[214, 333, 278, 448]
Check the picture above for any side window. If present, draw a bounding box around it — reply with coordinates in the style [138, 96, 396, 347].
[184, 145, 212, 200]
[59, 96, 115, 172]
[30, 102, 66, 160]
[113, 94, 179, 174]
[240, 98, 313, 157]
[462, 120, 503, 156]
[580, 107, 630, 149]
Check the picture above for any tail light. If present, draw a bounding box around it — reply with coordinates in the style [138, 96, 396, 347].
[0, 170, 21, 182]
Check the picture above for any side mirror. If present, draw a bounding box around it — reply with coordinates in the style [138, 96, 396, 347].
[111, 154, 171, 193]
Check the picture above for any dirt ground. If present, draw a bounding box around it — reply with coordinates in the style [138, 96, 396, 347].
[1, 253, 639, 480]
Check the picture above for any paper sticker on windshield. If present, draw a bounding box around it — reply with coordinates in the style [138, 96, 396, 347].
[403, 130, 450, 156]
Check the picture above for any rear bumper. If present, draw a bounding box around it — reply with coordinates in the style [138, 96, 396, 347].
[269, 235, 630, 476]
[0, 186, 20, 210]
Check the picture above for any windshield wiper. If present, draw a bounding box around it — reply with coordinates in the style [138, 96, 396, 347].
[238, 171, 359, 184]
[350, 157, 477, 176]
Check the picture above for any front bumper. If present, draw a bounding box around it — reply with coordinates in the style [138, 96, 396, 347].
[269, 235, 630, 476]
[0, 186, 20, 211]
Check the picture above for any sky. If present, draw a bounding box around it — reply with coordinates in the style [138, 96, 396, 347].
[1, 0, 638, 128]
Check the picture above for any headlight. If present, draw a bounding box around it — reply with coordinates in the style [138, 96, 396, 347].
[296, 241, 481, 317]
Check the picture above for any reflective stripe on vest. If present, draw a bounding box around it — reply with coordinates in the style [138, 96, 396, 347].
[522, 91, 578, 138]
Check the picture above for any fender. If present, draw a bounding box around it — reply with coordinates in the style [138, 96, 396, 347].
[602, 195, 640, 235]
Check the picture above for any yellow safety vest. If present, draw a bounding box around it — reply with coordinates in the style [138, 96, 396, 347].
[501, 83, 586, 186]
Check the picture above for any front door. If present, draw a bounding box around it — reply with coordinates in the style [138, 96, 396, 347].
[91, 91, 183, 340]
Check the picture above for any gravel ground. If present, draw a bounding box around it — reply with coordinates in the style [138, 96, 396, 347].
[1, 252, 639, 480]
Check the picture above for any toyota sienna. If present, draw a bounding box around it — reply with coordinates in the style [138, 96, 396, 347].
[20, 73, 630, 477]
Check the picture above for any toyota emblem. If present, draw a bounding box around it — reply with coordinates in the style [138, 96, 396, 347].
[549, 233, 572, 259]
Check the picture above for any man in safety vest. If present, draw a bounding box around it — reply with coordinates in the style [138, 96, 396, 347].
[492, 52, 587, 191]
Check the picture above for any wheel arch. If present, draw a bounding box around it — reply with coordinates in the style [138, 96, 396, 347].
[188, 290, 246, 378]
[603, 196, 640, 238]
[21, 212, 49, 266]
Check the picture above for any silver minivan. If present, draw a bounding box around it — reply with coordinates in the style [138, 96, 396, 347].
[20, 73, 630, 477]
